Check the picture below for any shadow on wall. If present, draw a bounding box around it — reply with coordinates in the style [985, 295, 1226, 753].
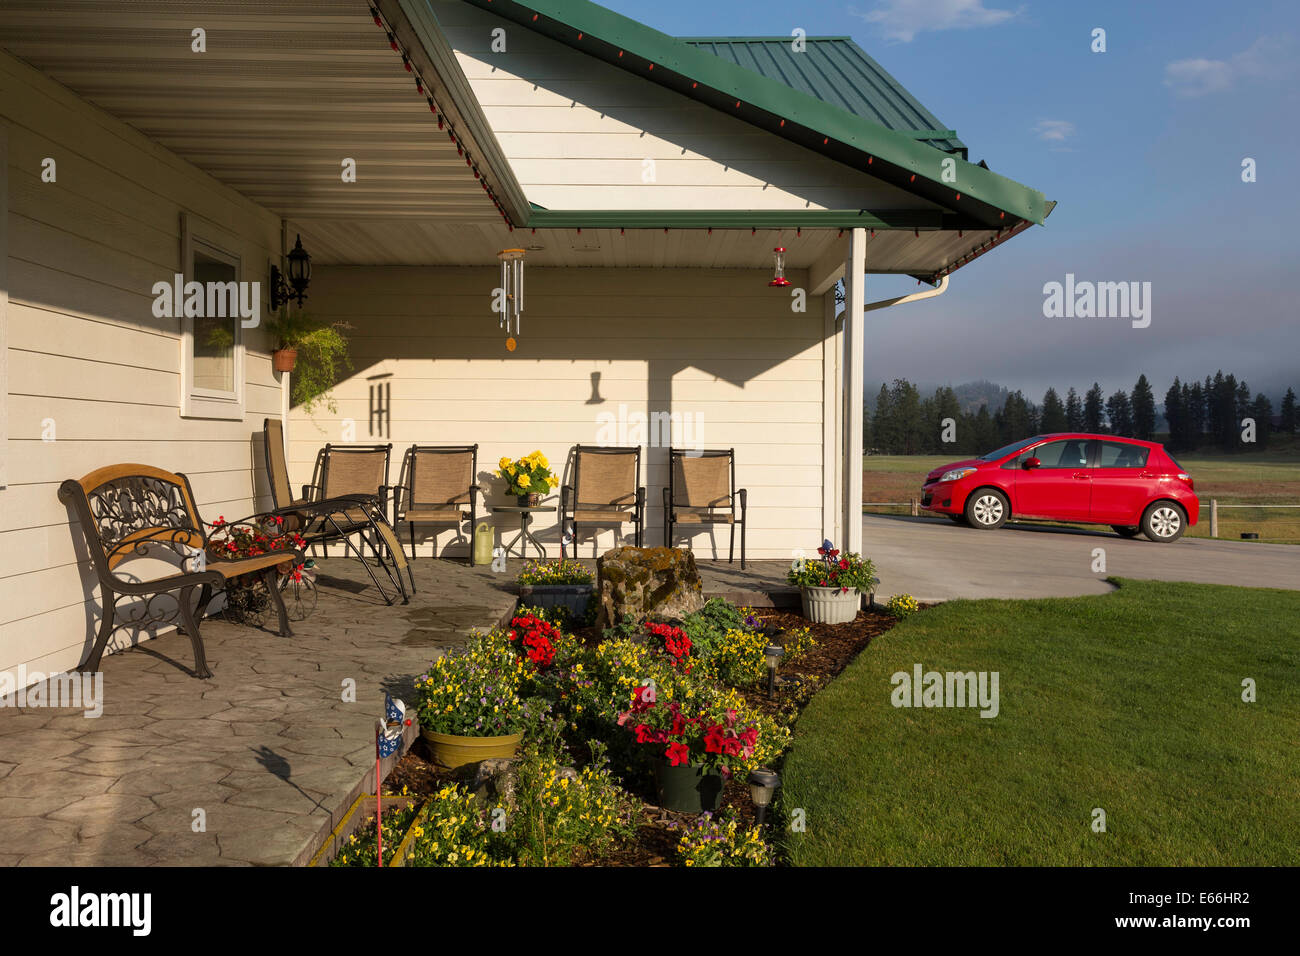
[288, 266, 809, 561]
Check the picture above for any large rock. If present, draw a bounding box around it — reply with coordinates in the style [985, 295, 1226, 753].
[596, 547, 704, 629]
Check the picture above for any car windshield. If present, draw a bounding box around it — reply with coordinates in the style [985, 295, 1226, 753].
[978, 436, 1045, 462]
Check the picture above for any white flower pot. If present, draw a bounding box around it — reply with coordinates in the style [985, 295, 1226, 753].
[800, 586, 861, 624]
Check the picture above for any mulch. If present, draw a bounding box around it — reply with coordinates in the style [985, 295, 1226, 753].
[382, 606, 901, 866]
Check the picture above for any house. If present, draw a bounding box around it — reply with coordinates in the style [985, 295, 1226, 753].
[0, 0, 1050, 682]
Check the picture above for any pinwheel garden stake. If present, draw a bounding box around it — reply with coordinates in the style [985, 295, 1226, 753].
[375, 692, 410, 867]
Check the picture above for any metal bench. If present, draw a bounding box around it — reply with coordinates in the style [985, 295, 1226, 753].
[59, 464, 302, 679]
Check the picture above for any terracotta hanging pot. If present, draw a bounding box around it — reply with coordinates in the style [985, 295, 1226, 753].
[272, 348, 298, 373]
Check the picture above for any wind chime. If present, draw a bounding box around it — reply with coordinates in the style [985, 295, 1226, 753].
[498, 248, 525, 351]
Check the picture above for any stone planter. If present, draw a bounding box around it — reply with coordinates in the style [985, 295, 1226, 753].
[653, 758, 724, 814]
[517, 583, 593, 619]
[799, 585, 861, 625]
[421, 729, 523, 772]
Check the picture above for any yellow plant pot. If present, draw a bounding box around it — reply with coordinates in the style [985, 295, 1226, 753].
[420, 729, 523, 771]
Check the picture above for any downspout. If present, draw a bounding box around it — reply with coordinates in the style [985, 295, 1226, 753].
[863, 274, 950, 312]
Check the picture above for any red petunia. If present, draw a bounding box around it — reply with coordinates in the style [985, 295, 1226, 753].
[665, 742, 691, 766]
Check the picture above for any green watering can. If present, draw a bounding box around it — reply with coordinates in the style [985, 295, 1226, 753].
[472, 522, 494, 567]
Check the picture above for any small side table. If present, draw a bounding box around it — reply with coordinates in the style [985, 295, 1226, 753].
[490, 505, 557, 561]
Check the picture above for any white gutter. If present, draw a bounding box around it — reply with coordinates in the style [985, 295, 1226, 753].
[863, 274, 950, 312]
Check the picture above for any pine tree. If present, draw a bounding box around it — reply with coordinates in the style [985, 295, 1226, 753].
[1185, 381, 1205, 449]
[889, 379, 924, 454]
[1106, 390, 1133, 437]
[971, 404, 997, 452]
[1249, 393, 1273, 450]
[1084, 383, 1105, 433]
[935, 386, 962, 453]
[1163, 378, 1184, 449]
[1040, 387, 1068, 432]
[1281, 387, 1298, 435]
[1131, 374, 1156, 439]
[873, 384, 893, 453]
[996, 391, 1034, 443]
[1065, 387, 1084, 431]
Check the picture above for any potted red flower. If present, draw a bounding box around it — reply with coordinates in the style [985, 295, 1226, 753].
[617, 685, 759, 813]
[787, 538, 877, 624]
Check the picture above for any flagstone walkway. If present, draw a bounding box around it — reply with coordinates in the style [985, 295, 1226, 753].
[0, 555, 792, 866]
[0, 559, 516, 867]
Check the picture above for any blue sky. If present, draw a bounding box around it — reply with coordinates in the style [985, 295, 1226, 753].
[597, 0, 1300, 404]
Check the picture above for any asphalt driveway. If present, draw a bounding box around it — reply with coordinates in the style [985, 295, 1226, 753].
[862, 513, 1300, 602]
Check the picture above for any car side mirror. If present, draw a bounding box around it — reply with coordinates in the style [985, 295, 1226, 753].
[1023, 457, 1042, 470]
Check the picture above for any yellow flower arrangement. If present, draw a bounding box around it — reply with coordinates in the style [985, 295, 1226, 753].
[498, 450, 560, 498]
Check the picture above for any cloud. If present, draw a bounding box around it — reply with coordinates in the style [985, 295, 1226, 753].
[1033, 120, 1075, 143]
[1164, 35, 1292, 97]
[852, 0, 1019, 43]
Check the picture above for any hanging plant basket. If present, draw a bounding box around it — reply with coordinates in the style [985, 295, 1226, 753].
[272, 348, 298, 373]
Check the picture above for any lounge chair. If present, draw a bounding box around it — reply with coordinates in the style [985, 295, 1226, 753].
[262, 419, 413, 603]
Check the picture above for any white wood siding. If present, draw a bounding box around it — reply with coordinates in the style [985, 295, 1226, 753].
[290, 265, 831, 559]
[431, 1, 940, 214]
[0, 51, 283, 679]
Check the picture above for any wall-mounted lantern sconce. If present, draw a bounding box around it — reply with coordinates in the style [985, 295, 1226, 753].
[269, 234, 312, 311]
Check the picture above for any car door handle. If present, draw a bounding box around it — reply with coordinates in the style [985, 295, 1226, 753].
[1073, 473, 1091, 480]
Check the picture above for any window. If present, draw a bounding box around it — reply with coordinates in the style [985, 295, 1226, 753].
[1096, 441, 1149, 468]
[179, 214, 245, 419]
[1006, 439, 1090, 469]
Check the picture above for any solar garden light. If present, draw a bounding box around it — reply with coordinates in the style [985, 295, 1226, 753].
[747, 768, 781, 826]
[764, 643, 785, 699]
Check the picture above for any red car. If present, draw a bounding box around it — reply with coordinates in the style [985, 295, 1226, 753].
[920, 434, 1199, 542]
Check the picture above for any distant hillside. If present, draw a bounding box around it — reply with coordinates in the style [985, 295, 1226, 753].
[865, 379, 1009, 415]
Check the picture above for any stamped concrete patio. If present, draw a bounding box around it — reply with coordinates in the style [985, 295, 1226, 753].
[0, 554, 789, 866]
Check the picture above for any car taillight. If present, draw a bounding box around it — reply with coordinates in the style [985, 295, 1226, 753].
[1177, 472, 1194, 490]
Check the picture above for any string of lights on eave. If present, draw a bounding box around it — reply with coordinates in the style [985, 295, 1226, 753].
[368, 4, 516, 229]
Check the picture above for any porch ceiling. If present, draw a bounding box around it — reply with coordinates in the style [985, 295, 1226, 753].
[294, 220, 1006, 278]
[0, 0, 505, 223]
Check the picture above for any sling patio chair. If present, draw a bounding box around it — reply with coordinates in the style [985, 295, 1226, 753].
[262, 419, 413, 604]
[561, 444, 645, 557]
[394, 444, 478, 563]
[663, 447, 748, 570]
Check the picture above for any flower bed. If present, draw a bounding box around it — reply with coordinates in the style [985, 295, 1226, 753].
[356, 595, 901, 867]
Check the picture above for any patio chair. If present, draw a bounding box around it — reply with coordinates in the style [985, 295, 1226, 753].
[394, 444, 478, 562]
[663, 447, 747, 569]
[58, 464, 301, 678]
[561, 445, 645, 556]
[262, 419, 413, 604]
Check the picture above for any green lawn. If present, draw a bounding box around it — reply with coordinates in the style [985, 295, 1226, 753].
[780, 579, 1300, 866]
[862, 444, 1300, 542]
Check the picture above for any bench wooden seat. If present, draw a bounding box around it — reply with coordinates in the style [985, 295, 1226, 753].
[59, 463, 301, 679]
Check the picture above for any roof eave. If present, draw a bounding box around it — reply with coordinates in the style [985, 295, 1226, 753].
[460, 0, 1048, 227]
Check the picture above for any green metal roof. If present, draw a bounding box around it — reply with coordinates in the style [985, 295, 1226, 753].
[679, 37, 967, 158]
[458, 0, 1048, 229]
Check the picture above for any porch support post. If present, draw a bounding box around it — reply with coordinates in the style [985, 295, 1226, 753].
[821, 290, 840, 545]
[843, 228, 867, 554]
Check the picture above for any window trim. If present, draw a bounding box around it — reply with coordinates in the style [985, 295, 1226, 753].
[179, 213, 245, 420]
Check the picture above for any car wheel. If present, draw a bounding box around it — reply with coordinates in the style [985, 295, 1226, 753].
[1141, 502, 1186, 543]
[964, 489, 1009, 530]
[948, 514, 967, 525]
[1111, 525, 1141, 538]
